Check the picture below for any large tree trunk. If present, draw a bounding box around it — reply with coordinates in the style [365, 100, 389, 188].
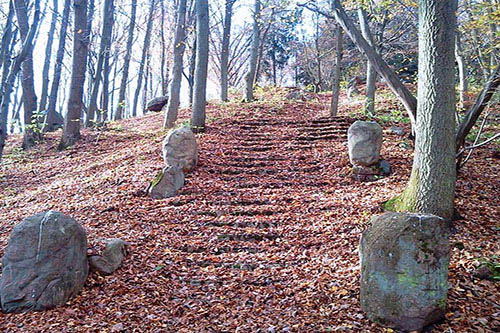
[15, 0, 41, 150]
[391, 0, 457, 219]
[330, 25, 343, 117]
[44, 0, 71, 132]
[115, 0, 137, 120]
[131, 0, 155, 118]
[220, 0, 235, 102]
[59, 0, 89, 150]
[39, 0, 59, 114]
[190, 0, 209, 131]
[163, 0, 188, 128]
[86, 0, 114, 126]
[358, 8, 377, 115]
[329, 0, 417, 130]
[244, 0, 260, 102]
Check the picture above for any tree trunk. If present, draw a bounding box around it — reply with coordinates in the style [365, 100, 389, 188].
[358, 8, 377, 115]
[191, 0, 209, 131]
[59, 0, 89, 150]
[15, 0, 41, 150]
[330, 25, 343, 117]
[160, 0, 167, 96]
[39, 0, 59, 114]
[455, 31, 468, 109]
[131, 0, 155, 117]
[244, 0, 260, 102]
[188, 38, 196, 106]
[390, 0, 457, 220]
[44, 0, 71, 132]
[220, 0, 235, 102]
[115, 0, 137, 120]
[86, 0, 114, 126]
[100, 45, 111, 123]
[329, 0, 417, 130]
[163, 0, 187, 128]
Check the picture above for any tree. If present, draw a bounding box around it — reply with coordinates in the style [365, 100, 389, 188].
[387, 0, 458, 219]
[15, 0, 41, 149]
[190, 0, 209, 131]
[39, 0, 59, 114]
[330, 25, 342, 117]
[44, 0, 71, 132]
[86, 0, 114, 126]
[115, 0, 137, 120]
[163, 0, 188, 128]
[220, 0, 236, 102]
[131, 0, 155, 118]
[358, 7, 377, 115]
[244, 0, 261, 102]
[59, 0, 90, 150]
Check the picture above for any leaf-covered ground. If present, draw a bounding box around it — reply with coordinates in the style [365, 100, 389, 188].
[0, 90, 498, 332]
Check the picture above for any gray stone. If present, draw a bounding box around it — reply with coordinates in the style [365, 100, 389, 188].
[378, 159, 391, 176]
[0, 211, 88, 312]
[285, 90, 304, 101]
[89, 239, 129, 275]
[360, 212, 450, 331]
[148, 166, 185, 199]
[146, 96, 169, 112]
[389, 126, 405, 136]
[348, 121, 382, 167]
[162, 126, 198, 173]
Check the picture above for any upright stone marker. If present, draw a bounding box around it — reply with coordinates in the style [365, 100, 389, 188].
[348, 120, 382, 167]
[0, 211, 88, 312]
[360, 212, 450, 331]
[162, 126, 198, 173]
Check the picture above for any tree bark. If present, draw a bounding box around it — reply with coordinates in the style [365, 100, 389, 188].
[115, 0, 137, 120]
[358, 8, 377, 115]
[44, 0, 71, 132]
[330, 25, 343, 117]
[131, 0, 155, 117]
[39, 0, 59, 113]
[15, 0, 41, 150]
[244, 0, 260, 102]
[86, 0, 114, 126]
[59, 0, 89, 150]
[220, 0, 235, 102]
[190, 0, 209, 131]
[163, 0, 188, 128]
[393, 0, 458, 219]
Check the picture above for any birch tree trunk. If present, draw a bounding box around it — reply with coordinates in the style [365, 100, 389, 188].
[15, 0, 41, 150]
[115, 0, 137, 120]
[190, 0, 209, 132]
[220, 0, 235, 102]
[131, 0, 155, 117]
[330, 25, 343, 117]
[244, 0, 260, 102]
[163, 0, 187, 128]
[59, 0, 89, 150]
[44, 0, 71, 132]
[388, 0, 458, 219]
[86, 0, 114, 126]
[358, 8, 377, 115]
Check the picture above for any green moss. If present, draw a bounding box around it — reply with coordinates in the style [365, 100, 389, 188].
[383, 169, 419, 213]
[151, 172, 164, 187]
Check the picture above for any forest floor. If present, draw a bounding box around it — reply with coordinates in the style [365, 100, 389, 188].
[0, 88, 499, 332]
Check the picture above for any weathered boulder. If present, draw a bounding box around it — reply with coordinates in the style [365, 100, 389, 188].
[162, 126, 198, 173]
[148, 166, 185, 199]
[146, 96, 169, 112]
[360, 212, 450, 331]
[89, 239, 129, 275]
[389, 126, 405, 136]
[348, 120, 382, 167]
[285, 90, 304, 101]
[0, 211, 88, 313]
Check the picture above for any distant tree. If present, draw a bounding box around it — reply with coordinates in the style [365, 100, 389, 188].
[330, 25, 342, 117]
[358, 7, 377, 115]
[220, 0, 236, 102]
[244, 0, 261, 102]
[163, 0, 188, 128]
[115, 0, 137, 120]
[191, 0, 209, 131]
[59, 0, 90, 150]
[39, 0, 59, 114]
[131, 0, 155, 118]
[44, 0, 71, 132]
[15, 0, 41, 149]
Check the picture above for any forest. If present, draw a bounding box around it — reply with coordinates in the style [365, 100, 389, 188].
[0, 0, 499, 331]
